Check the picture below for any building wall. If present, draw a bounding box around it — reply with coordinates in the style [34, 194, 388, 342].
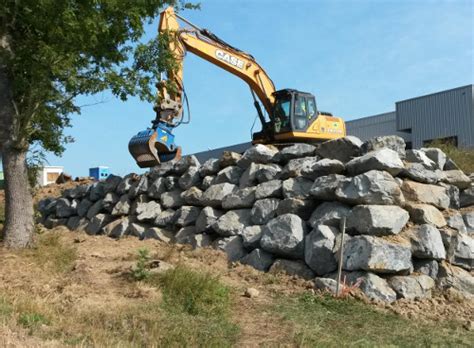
[396, 85, 474, 148]
[346, 112, 412, 143]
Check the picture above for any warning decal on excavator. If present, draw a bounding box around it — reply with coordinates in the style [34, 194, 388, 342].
[161, 135, 168, 142]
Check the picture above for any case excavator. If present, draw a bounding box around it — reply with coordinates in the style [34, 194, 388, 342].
[129, 7, 346, 168]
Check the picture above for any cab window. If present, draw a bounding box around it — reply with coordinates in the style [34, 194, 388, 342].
[293, 96, 308, 130]
[274, 97, 291, 130]
[307, 97, 316, 119]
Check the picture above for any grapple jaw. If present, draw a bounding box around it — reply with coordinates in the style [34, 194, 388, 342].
[128, 126, 181, 168]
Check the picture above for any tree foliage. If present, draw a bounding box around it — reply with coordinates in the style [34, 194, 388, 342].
[0, 0, 193, 156]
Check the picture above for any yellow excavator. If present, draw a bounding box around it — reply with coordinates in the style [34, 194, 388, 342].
[129, 7, 346, 168]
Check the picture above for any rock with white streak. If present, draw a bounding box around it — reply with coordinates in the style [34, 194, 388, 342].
[463, 211, 474, 234]
[174, 206, 201, 227]
[421, 147, 447, 170]
[135, 201, 161, 222]
[85, 214, 113, 235]
[406, 149, 436, 169]
[173, 155, 200, 175]
[147, 177, 167, 199]
[143, 227, 174, 243]
[160, 190, 184, 209]
[200, 158, 220, 176]
[460, 186, 474, 207]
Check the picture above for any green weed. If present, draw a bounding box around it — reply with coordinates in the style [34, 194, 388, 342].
[131, 248, 151, 281]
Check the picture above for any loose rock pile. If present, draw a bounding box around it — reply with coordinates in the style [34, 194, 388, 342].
[39, 135, 474, 303]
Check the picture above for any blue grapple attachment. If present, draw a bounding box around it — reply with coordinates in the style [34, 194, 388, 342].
[128, 124, 182, 168]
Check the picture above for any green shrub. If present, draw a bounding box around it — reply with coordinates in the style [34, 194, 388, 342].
[131, 248, 151, 281]
[153, 265, 231, 317]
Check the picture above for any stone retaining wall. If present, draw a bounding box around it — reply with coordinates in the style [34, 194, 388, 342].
[38, 135, 474, 302]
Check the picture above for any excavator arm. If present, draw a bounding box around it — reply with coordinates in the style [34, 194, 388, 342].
[129, 7, 278, 167]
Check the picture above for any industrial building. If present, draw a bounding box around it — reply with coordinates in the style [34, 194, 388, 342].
[193, 84, 474, 162]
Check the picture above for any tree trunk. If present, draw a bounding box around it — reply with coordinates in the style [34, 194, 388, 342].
[0, 34, 35, 248]
[2, 146, 34, 248]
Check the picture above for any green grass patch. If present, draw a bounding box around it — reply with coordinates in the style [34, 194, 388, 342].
[0, 297, 13, 322]
[18, 312, 49, 329]
[131, 248, 151, 281]
[427, 140, 474, 174]
[274, 293, 473, 347]
[29, 232, 77, 273]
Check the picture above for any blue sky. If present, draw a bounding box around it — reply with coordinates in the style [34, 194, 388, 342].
[46, 0, 473, 177]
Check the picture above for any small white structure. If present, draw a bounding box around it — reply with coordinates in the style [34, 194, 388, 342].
[37, 166, 64, 186]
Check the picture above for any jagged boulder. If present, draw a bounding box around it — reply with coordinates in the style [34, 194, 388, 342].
[274, 144, 316, 163]
[281, 157, 319, 179]
[85, 214, 112, 235]
[343, 236, 412, 273]
[401, 163, 445, 184]
[340, 271, 397, 303]
[174, 206, 201, 227]
[104, 218, 130, 239]
[316, 136, 362, 163]
[361, 136, 406, 158]
[219, 151, 242, 168]
[276, 198, 316, 220]
[241, 225, 263, 249]
[160, 190, 184, 209]
[446, 212, 467, 233]
[269, 259, 315, 280]
[213, 166, 243, 185]
[222, 187, 256, 209]
[401, 181, 450, 209]
[135, 201, 161, 222]
[335, 170, 405, 205]
[255, 180, 282, 199]
[460, 186, 474, 207]
[282, 177, 313, 200]
[446, 232, 473, 270]
[413, 259, 439, 279]
[347, 205, 409, 236]
[463, 211, 474, 234]
[56, 198, 77, 218]
[251, 198, 280, 225]
[406, 150, 436, 169]
[408, 224, 446, 260]
[200, 158, 220, 176]
[129, 176, 148, 198]
[301, 158, 345, 180]
[310, 174, 349, 201]
[308, 202, 351, 228]
[387, 275, 435, 300]
[143, 227, 174, 243]
[195, 206, 223, 234]
[346, 148, 404, 176]
[305, 225, 338, 275]
[237, 144, 278, 168]
[260, 214, 306, 259]
[437, 262, 474, 298]
[214, 236, 247, 262]
[173, 155, 200, 175]
[179, 166, 201, 190]
[404, 203, 446, 228]
[181, 187, 203, 206]
[201, 183, 237, 208]
[421, 147, 447, 170]
[443, 170, 471, 190]
[212, 209, 251, 236]
[240, 248, 275, 271]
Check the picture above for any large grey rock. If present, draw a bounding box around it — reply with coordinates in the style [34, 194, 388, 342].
[213, 166, 244, 185]
[408, 224, 446, 260]
[301, 158, 345, 180]
[269, 259, 315, 280]
[406, 149, 436, 169]
[346, 148, 404, 176]
[310, 174, 349, 201]
[255, 180, 282, 199]
[43, 216, 67, 229]
[275, 144, 316, 163]
[387, 275, 435, 300]
[401, 181, 450, 210]
[440, 183, 460, 209]
[437, 262, 474, 298]
[38, 198, 57, 216]
[116, 174, 138, 195]
[64, 184, 91, 200]
[173, 155, 200, 175]
[143, 227, 174, 243]
[154, 209, 177, 228]
[260, 214, 307, 259]
[341, 271, 397, 303]
[85, 214, 113, 235]
[111, 195, 131, 216]
[309, 202, 351, 228]
[55, 198, 76, 218]
[214, 236, 247, 262]
[446, 232, 473, 270]
[343, 236, 412, 273]
[446, 212, 467, 233]
[222, 187, 256, 209]
[241, 225, 263, 249]
[201, 175, 215, 191]
[282, 177, 313, 200]
[86, 199, 104, 220]
[254, 164, 282, 184]
[442, 170, 471, 190]
[89, 182, 106, 201]
[316, 136, 362, 163]
[219, 151, 242, 168]
[361, 136, 406, 158]
[188, 233, 213, 249]
[128, 222, 148, 239]
[102, 192, 119, 213]
[103, 174, 122, 193]
[174, 206, 201, 227]
[347, 205, 409, 236]
[460, 186, 474, 207]
[305, 225, 338, 275]
[181, 187, 203, 206]
[413, 259, 439, 279]
[77, 198, 93, 218]
[148, 162, 174, 179]
[251, 198, 280, 225]
[66, 216, 88, 231]
[314, 278, 338, 294]
[212, 209, 252, 237]
[178, 166, 201, 190]
[200, 158, 220, 176]
[240, 248, 275, 271]
[444, 158, 460, 171]
[201, 183, 237, 208]
[104, 218, 130, 239]
[237, 144, 278, 168]
[401, 163, 445, 184]
[421, 147, 447, 170]
[195, 207, 223, 233]
[404, 203, 446, 228]
[281, 156, 319, 179]
[160, 189, 184, 209]
[239, 162, 263, 188]
[129, 176, 148, 198]
[276, 198, 316, 220]
[335, 170, 405, 205]
[164, 176, 179, 191]
[174, 226, 197, 244]
[135, 201, 161, 222]
[463, 211, 474, 234]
